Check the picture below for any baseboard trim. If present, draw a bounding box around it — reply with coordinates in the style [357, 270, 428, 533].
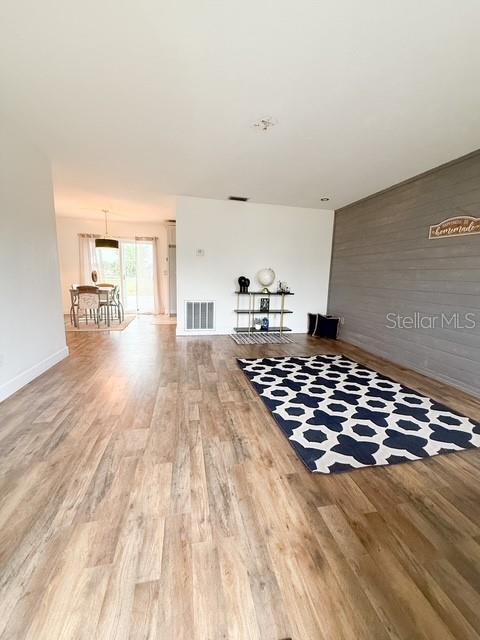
[176, 329, 229, 336]
[175, 329, 307, 337]
[338, 336, 479, 400]
[0, 346, 69, 403]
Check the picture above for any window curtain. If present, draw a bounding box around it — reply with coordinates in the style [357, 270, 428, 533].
[151, 238, 162, 314]
[78, 235, 102, 284]
[133, 237, 163, 314]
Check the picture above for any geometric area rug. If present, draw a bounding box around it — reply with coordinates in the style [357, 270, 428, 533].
[237, 354, 480, 474]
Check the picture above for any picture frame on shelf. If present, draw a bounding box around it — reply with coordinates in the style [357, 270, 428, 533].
[260, 297, 270, 312]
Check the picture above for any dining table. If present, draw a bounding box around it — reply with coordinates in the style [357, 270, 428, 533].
[69, 286, 117, 328]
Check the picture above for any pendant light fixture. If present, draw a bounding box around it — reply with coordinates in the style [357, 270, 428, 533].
[95, 209, 119, 249]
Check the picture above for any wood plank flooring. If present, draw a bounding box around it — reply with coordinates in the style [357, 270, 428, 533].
[1, 317, 480, 639]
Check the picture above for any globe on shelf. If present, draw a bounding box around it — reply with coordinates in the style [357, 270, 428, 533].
[257, 268, 275, 293]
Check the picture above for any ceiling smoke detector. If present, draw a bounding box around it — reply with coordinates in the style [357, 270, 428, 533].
[252, 116, 277, 131]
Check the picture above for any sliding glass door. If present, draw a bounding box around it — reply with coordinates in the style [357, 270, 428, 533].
[120, 241, 155, 313]
[96, 239, 156, 314]
[135, 242, 155, 313]
[96, 246, 122, 289]
[120, 241, 137, 312]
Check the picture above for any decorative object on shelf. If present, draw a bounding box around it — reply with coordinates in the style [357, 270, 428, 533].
[277, 280, 290, 293]
[91, 270, 98, 284]
[257, 268, 275, 293]
[238, 276, 250, 293]
[261, 317, 269, 331]
[253, 318, 262, 331]
[260, 297, 270, 312]
[95, 209, 119, 249]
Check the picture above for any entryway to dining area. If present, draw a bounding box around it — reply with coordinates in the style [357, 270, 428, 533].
[64, 236, 160, 331]
[56, 213, 176, 333]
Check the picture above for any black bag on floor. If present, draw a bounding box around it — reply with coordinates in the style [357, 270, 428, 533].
[308, 313, 339, 339]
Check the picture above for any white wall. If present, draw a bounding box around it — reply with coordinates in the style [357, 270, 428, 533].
[55, 217, 170, 314]
[176, 196, 334, 335]
[0, 117, 67, 402]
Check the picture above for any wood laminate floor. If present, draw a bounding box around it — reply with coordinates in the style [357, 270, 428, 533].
[1, 317, 480, 639]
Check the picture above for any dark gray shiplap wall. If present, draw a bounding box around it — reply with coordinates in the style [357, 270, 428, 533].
[328, 151, 480, 397]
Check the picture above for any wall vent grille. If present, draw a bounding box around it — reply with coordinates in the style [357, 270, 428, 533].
[185, 301, 215, 331]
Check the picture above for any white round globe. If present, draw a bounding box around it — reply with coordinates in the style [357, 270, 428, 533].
[257, 268, 275, 289]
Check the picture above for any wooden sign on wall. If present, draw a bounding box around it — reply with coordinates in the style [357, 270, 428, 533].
[429, 216, 480, 239]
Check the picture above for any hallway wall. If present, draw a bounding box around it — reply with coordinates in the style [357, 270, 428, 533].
[0, 116, 67, 401]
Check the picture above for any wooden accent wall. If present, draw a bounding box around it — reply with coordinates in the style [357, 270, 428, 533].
[328, 151, 480, 397]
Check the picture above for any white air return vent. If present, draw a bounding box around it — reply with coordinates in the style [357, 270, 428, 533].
[185, 301, 215, 331]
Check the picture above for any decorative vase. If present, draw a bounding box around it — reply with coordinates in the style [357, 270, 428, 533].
[277, 280, 290, 293]
[261, 317, 269, 331]
[257, 268, 275, 293]
[254, 319, 262, 331]
[238, 276, 250, 293]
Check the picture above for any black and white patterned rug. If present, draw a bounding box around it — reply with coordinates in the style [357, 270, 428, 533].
[238, 354, 480, 474]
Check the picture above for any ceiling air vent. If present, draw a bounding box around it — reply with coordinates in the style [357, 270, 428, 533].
[228, 196, 249, 202]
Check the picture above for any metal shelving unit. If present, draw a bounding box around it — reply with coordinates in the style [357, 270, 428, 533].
[234, 291, 294, 334]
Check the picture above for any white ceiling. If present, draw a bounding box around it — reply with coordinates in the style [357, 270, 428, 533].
[2, 0, 480, 219]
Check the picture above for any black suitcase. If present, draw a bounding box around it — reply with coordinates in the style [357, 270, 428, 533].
[308, 313, 339, 339]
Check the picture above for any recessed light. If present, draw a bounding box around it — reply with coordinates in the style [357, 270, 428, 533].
[320, 197, 330, 202]
[229, 196, 249, 202]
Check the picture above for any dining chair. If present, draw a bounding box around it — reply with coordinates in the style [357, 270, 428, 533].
[97, 287, 116, 326]
[76, 286, 101, 327]
[69, 287, 79, 325]
[112, 285, 124, 323]
[98, 285, 124, 324]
